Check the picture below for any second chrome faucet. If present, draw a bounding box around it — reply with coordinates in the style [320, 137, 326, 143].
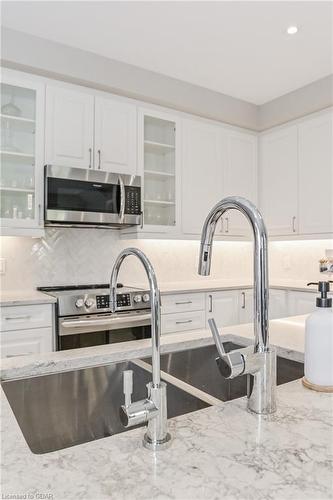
[198, 196, 277, 414]
[110, 247, 171, 450]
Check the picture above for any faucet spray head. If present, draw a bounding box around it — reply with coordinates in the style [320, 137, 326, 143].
[198, 243, 212, 276]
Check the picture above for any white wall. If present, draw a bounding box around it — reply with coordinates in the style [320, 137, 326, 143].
[0, 230, 331, 291]
[2, 28, 332, 131]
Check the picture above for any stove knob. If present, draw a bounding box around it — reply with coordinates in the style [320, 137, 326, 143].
[85, 298, 94, 308]
[142, 294, 150, 303]
[133, 294, 142, 303]
[75, 298, 84, 308]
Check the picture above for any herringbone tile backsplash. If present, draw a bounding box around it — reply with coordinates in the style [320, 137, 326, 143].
[1, 228, 252, 290]
[1, 229, 328, 291]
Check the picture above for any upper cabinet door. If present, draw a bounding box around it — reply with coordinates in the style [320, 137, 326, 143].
[94, 97, 137, 175]
[182, 120, 225, 235]
[45, 86, 94, 169]
[259, 125, 298, 235]
[1, 70, 45, 235]
[223, 131, 257, 236]
[298, 111, 333, 235]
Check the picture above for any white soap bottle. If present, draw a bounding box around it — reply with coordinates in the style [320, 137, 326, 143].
[304, 281, 333, 390]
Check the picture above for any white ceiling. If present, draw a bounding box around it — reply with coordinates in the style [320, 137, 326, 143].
[2, 1, 332, 105]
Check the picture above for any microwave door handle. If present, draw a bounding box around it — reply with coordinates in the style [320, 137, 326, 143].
[118, 176, 125, 222]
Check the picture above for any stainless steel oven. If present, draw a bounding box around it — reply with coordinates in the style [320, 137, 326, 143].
[38, 284, 151, 350]
[44, 165, 142, 228]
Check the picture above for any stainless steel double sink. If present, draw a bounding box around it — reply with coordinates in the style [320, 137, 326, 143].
[2, 341, 304, 454]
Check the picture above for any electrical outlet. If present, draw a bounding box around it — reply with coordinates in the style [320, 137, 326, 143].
[0, 258, 6, 275]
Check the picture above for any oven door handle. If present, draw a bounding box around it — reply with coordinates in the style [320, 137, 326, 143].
[60, 313, 151, 330]
[118, 175, 125, 223]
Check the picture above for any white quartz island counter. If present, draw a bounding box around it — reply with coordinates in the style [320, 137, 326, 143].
[1, 315, 333, 500]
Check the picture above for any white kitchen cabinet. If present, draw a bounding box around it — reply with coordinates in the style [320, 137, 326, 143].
[45, 85, 137, 175]
[298, 111, 333, 234]
[182, 119, 225, 235]
[94, 96, 137, 175]
[1, 69, 45, 236]
[1, 327, 53, 358]
[161, 292, 205, 314]
[269, 289, 288, 319]
[124, 108, 182, 236]
[287, 291, 317, 316]
[161, 310, 205, 335]
[161, 292, 205, 334]
[222, 131, 257, 236]
[259, 125, 298, 236]
[206, 290, 239, 328]
[45, 86, 94, 169]
[0, 303, 54, 358]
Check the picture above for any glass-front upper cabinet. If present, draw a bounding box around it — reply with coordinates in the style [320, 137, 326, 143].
[1, 70, 45, 235]
[137, 108, 181, 234]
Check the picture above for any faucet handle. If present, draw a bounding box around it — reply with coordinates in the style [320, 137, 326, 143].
[208, 318, 226, 357]
[123, 370, 133, 407]
[208, 318, 245, 379]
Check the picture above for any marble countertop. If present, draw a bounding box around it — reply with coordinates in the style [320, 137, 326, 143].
[0, 279, 325, 307]
[127, 279, 323, 295]
[0, 315, 307, 381]
[1, 361, 332, 499]
[0, 290, 57, 306]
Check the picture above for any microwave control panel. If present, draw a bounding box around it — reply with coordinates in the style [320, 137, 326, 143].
[125, 186, 141, 215]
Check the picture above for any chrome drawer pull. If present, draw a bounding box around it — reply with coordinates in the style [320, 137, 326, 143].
[6, 353, 34, 358]
[175, 301, 192, 305]
[175, 319, 193, 324]
[4, 315, 31, 321]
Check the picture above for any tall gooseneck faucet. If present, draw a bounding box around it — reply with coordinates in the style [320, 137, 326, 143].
[198, 196, 276, 414]
[110, 247, 171, 450]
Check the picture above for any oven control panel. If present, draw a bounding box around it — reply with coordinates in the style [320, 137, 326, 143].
[96, 294, 110, 309]
[95, 294, 132, 309]
[116, 293, 131, 308]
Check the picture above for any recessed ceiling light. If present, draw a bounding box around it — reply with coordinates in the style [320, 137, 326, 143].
[287, 26, 298, 35]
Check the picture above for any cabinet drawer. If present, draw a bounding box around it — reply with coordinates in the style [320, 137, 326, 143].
[0, 304, 53, 332]
[1, 327, 53, 358]
[161, 293, 205, 314]
[161, 310, 205, 334]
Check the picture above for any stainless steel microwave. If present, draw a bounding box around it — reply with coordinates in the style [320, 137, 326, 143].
[44, 165, 142, 228]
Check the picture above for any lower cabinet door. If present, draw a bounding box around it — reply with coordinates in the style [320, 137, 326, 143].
[269, 289, 288, 319]
[206, 291, 239, 328]
[1, 327, 53, 358]
[287, 291, 317, 316]
[161, 311, 205, 334]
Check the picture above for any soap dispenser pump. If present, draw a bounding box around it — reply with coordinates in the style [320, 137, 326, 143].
[303, 281, 333, 392]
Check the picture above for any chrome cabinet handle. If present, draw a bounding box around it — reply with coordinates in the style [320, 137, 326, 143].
[118, 175, 125, 222]
[208, 294, 213, 313]
[5, 353, 34, 358]
[175, 319, 193, 324]
[61, 314, 151, 328]
[97, 149, 101, 169]
[88, 148, 92, 168]
[175, 301, 192, 305]
[292, 216, 296, 233]
[241, 291, 246, 309]
[225, 217, 229, 233]
[4, 315, 31, 321]
[38, 204, 42, 226]
[140, 211, 144, 229]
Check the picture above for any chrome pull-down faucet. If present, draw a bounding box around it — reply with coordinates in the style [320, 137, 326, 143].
[110, 247, 171, 450]
[198, 196, 276, 414]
